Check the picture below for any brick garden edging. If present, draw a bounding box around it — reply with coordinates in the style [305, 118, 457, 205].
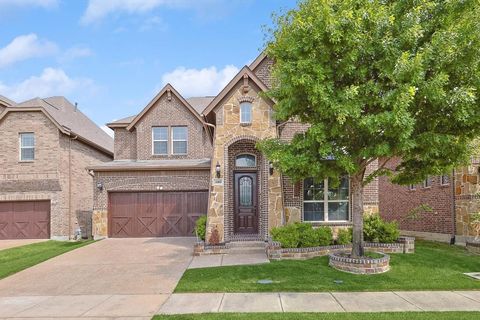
[466, 241, 480, 255]
[266, 236, 415, 260]
[329, 252, 390, 274]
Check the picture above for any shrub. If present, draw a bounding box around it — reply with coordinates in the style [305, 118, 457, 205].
[363, 213, 399, 243]
[336, 228, 353, 245]
[271, 223, 333, 248]
[194, 215, 207, 241]
[271, 224, 300, 248]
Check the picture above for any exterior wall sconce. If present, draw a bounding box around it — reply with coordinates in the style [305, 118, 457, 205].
[269, 162, 274, 175]
[215, 162, 221, 178]
[96, 181, 103, 191]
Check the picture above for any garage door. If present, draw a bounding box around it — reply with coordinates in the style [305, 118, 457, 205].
[0, 201, 50, 239]
[108, 191, 208, 238]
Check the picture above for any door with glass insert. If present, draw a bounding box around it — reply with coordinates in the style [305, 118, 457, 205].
[234, 172, 258, 234]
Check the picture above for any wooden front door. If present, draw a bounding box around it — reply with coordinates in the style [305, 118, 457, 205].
[234, 172, 258, 234]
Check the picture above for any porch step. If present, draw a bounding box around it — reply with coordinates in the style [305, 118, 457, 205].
[226, 241, 267, 254]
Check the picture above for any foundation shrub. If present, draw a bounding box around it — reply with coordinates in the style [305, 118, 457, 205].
[336, 227, 353, 245]
[271, 223, 333, 248]
[364, 214, 399, 243]
[194, 215, 207, 241]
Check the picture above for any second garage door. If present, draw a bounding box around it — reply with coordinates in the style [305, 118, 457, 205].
[108, 191, 208, 238]
[0, 201, 50, 239]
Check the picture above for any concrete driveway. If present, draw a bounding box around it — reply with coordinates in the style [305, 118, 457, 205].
[0, 237, 195, 319]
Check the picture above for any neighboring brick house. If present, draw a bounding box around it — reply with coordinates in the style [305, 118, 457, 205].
[0, 96, 113, 240]
[379, 158, 478, 244]
[90, 53, 379, 242]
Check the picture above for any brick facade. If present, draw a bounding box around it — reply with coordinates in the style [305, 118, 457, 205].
[379, 158, 455, 242]
[0, 110, 112, 239]
[113, 128, 137, 160]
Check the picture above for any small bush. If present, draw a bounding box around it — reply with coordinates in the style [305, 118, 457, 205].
[336, 228, 353, 245]
[271, 223, 333, 248]
[363, 214, 399, 243]
[271, 224, 300, 248]
[194, 215, 207, 241]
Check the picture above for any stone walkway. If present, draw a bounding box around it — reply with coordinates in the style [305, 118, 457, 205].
[159, 291, 480, 314]
[188, 253, 269, 269]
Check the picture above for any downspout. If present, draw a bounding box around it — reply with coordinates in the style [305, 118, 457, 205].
[451, 168, 456, 245]
[68, 135, 78, 240]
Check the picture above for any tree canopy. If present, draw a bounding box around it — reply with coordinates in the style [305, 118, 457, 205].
[260, 0, 480, 185]
[258, 0, 480, 257]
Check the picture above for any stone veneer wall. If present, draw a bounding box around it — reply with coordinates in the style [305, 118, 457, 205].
[206, 80, 283, 243]
[92, 169, 210, 238]
[454, 159, 480, 244]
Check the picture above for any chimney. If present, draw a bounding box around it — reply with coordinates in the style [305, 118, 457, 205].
[74, 102, 78, 112]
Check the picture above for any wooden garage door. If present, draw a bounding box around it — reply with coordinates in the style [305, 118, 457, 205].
[108, 191, 208, 238]
[0, 201, 50, 239]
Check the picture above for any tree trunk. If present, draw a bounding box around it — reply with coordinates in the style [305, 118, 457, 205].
[351, 173, 365, 258]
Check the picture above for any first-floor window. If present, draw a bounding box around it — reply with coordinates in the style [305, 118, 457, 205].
[303, 176, 349, 222]
[20, 132, 35, 161]
[441, 174, 450, 185]
[423, 176, 432, 188]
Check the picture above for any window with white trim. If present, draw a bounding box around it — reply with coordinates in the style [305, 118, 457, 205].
[152, 127, 168, 155]
[19, 133, 35, 161]
[423, 176, 432, 188]
[240, 102, 252, 124]
[303, 176, 349, 222]
[441, 174, 450, 185]
[172, 126, 188, 155]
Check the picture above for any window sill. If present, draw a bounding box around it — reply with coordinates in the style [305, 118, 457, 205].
[18, 160, 34, 163]
[240, 122, 252, 127]
[304, 221, 352, 227]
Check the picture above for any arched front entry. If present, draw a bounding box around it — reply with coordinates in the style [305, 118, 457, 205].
[225, 138, 268, 241]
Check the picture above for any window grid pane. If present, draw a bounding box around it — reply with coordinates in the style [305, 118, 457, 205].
[152, 127, 168, 141]
[303, 176, 349, 222]
[172, 127, 187, 140]
[153, 141, 168, 155]
[173, 141, 187, 154]
[21, 148, 35, 161]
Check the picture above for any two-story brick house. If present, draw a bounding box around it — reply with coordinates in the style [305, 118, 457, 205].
[91, 53, 379, 242]
[0, 96, 113, 240]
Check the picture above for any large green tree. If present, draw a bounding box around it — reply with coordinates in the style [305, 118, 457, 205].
[259, 0, 480, 258]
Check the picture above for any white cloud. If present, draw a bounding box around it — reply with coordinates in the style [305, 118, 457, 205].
[0, 0, 58, 9]
[81, 0, 241, 25]
[101, 125, 114, 138]
[0, 67, 94, 101]
[0, 33, 58, 68]
[60, 46, 93, 62]
[161, 65, 239, 97]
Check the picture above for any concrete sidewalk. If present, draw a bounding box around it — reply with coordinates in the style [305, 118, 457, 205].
[159, 291, 480, 314]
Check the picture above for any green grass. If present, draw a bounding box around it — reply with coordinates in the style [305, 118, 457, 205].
[176, 241, 480, 292]
[0, 240, 94, 279]
[153, 312, 480, 320]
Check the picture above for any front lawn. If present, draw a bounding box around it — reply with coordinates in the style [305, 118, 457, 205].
[153, 312, 480, 320]
[0, 240, 94, 280]
[176, 241, 480, 292]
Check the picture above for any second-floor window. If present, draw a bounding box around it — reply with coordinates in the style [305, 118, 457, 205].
[152, 127, 168, 155]
[240, 102, 252, 124]
[172, 126, 188, 155]
[20, 132, 35, 161]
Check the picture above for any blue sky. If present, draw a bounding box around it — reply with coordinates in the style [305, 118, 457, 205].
[0, 0, 296, 134]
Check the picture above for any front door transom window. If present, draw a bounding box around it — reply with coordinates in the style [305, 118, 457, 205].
[303, 176, 349, 222]
[235, 154, 256, 167]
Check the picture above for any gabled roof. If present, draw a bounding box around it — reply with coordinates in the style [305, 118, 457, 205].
[186, 96, 215, 115]
[126, 84, 204, 131]
[249, 51, 268, 71]
[0, 97, 113, 156]
[202, 66, 273, 116]
[107, 115, 136, 128]
[0, 95, 15, 107]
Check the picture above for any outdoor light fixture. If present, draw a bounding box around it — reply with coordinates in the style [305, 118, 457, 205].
[96, 181, 103, 191]
[215, 162, 221, 178]
[269, 162, 274, 175]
